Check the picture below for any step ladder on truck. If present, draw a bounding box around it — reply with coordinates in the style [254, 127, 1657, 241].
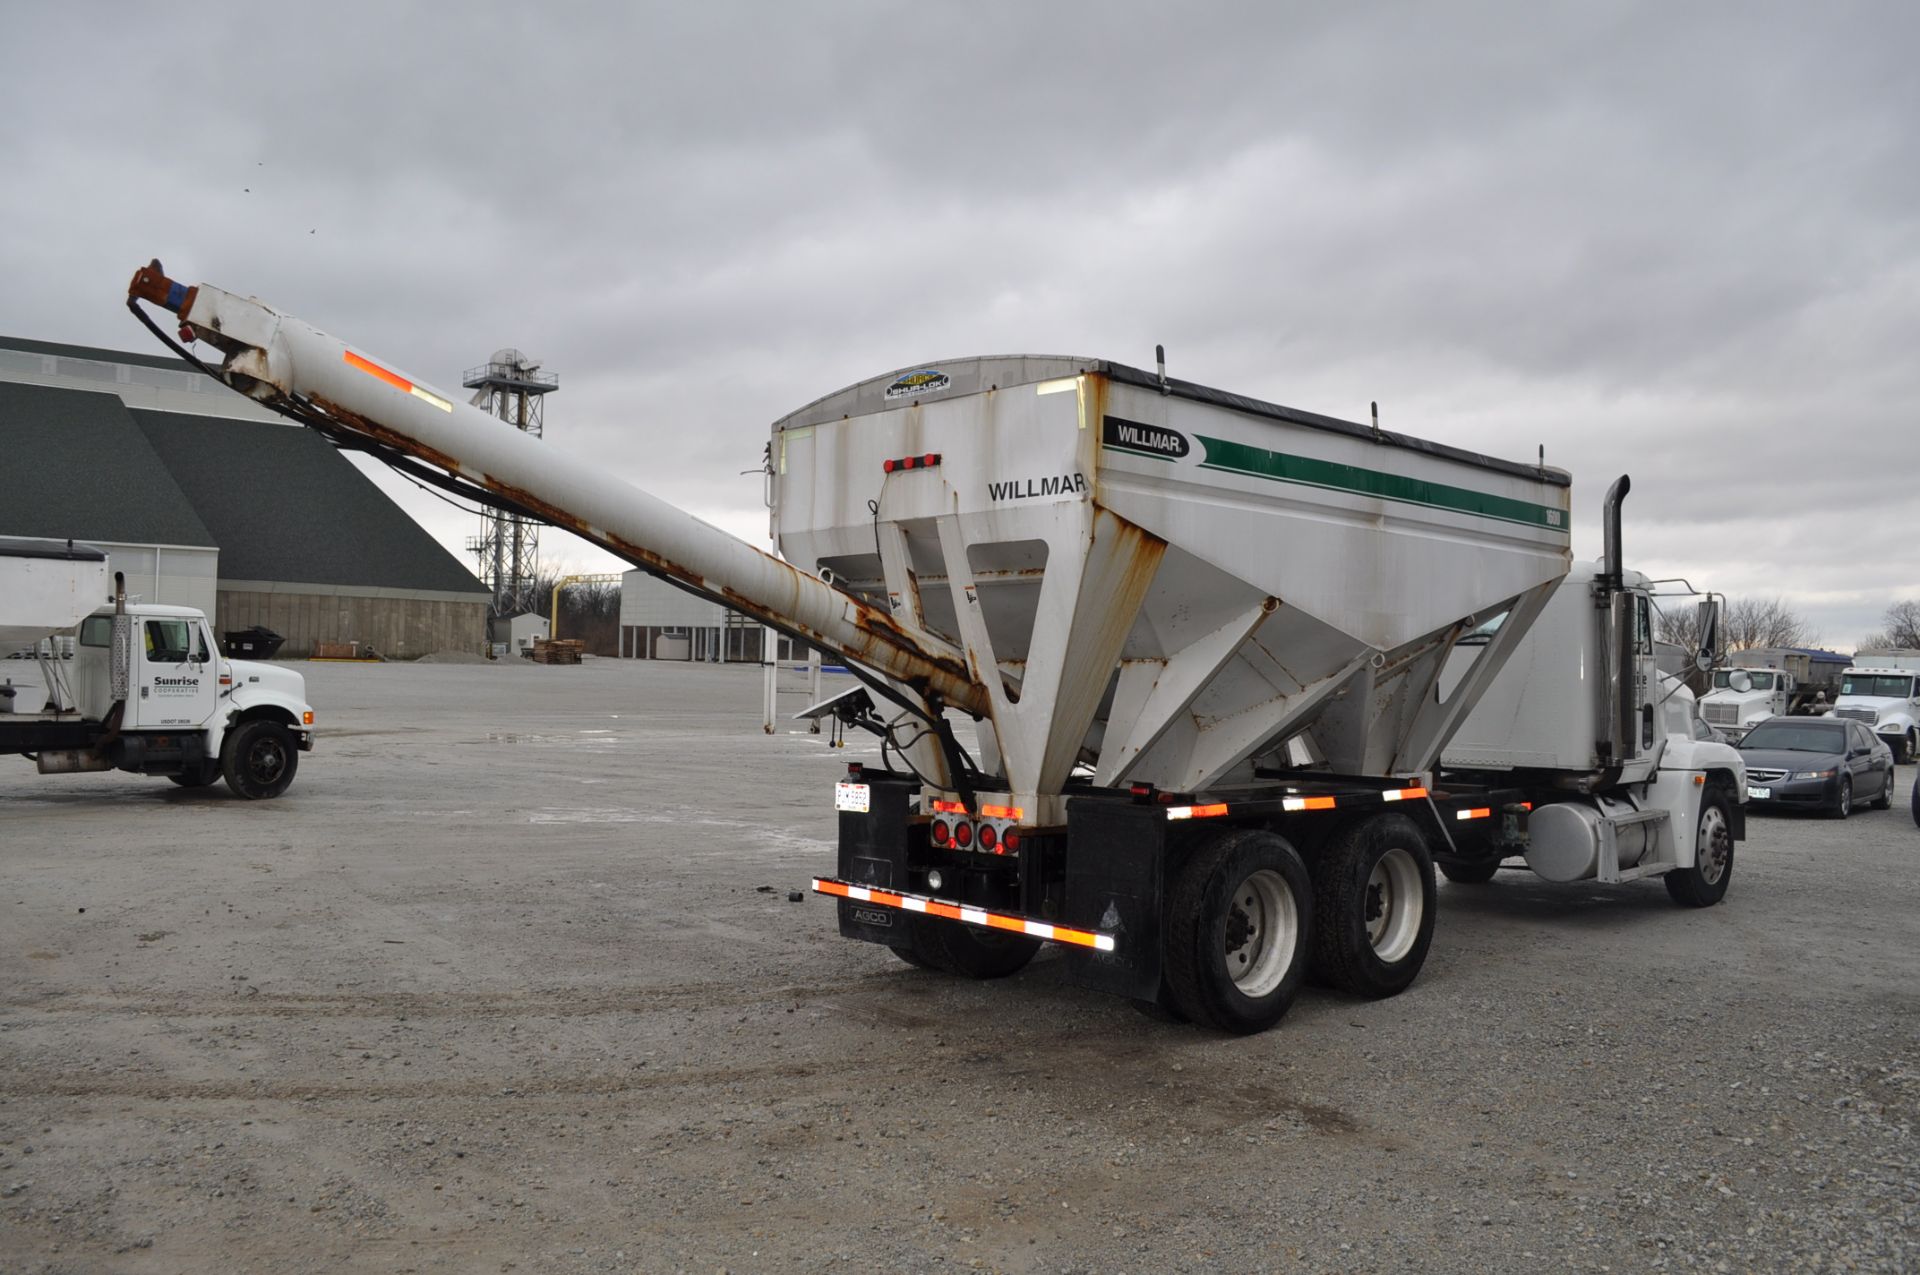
[125, 261, 1746, 1032]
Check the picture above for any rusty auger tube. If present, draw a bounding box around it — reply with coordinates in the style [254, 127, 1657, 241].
[127, 262, 990, 715]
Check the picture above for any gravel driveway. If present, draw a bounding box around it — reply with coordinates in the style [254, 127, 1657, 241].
[3, 659, 1915, 1272]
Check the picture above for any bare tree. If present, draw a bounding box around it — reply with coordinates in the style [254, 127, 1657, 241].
[1859, 599, 1920, 652]
[531, 573, 623, 656]
[1661, 595, 1818, 653]
[1654, 601, 1705, 651]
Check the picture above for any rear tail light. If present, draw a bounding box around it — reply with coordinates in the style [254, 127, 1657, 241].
[977, 824, 998, 852]
[1003, 829, 1021, 853]
[930, 819, 951, 847]
[953, 820, 974, 849]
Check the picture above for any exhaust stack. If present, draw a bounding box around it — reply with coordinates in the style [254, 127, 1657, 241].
[1596, 475, 1634, 766]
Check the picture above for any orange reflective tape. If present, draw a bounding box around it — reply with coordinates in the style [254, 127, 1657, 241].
[978, 802, 1025, 821]
[930, 799, 968, 814]
[345, 349, 413, 393]
[1455, 807, 1493, 821]
[344, 349, 452, 411]
[810, 879, 1116, 952]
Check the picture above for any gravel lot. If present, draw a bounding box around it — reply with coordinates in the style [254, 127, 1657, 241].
[3, 659, 1916, 1273]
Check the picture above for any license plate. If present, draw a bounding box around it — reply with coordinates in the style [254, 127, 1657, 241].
[1747, 785, 1771, 800]
[834, 781, 871, 813]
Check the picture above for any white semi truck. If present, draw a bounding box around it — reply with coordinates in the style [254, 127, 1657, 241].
[0, 535, 314, 797]
[1698, 646, 1848, 742]
[125, 261, 1745, 1033]
[1833, 650, 1920, 762]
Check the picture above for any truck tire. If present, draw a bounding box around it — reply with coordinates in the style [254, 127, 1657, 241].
[1439, 856, 1502, 884]
[918, 919, 1039, 979]
[1129, 981, 1190, 1024]
[1912, 772, 1920, 830]
[1309, 813, 1437, 999]
[1827, 776, 1851, 821]
[1665, 788, 1734, 907]
[222, 719, 298, 800]
[886, 916, 937, 969]
[889, 944, 935, 969]
[167, 763, 220, 789]
[1164, 828, 1312, 1034]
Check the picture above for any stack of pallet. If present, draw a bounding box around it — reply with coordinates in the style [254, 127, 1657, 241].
[527, 637, 585, 665]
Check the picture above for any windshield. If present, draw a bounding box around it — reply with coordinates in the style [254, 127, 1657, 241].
[1740, 723, 1845, 753]
[1454, 613, 1507, 648]
[1711, 670, 1775, 690]
[1841, 674, 1913, 698]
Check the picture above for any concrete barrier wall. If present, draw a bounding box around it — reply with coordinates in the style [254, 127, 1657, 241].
[217, 588, 486, 660]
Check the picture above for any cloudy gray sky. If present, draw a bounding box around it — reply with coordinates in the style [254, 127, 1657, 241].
[6, 3, 1916, 648]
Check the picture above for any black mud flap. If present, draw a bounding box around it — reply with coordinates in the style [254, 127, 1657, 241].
[835, 775, 919, 947]
[1059, 797, 1174, 1003]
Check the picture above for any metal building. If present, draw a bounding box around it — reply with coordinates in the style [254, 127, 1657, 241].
[0, 380, 219, 615]
[618, 570, 798, 662]
[0, 336, 491, 657]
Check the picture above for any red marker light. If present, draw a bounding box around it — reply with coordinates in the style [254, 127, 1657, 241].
[953, 820, 974, 849]
[930, 819, 950, 847]
[978, 824, 998, 852]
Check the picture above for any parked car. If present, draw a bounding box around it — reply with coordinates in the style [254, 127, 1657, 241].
[1737, 716, 1896, 819]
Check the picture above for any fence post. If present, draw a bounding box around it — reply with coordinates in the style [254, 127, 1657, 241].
[807, 647, 822, 734]
[762, 625, 777, 734]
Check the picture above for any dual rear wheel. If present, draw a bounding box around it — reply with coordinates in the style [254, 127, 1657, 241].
[889, 916, 1039, 979]
[1159, 814, 1437, 1034]
[888, 811, 1439, 1036]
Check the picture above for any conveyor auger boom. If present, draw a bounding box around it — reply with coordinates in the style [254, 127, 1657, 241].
[125, 261, 990, 719]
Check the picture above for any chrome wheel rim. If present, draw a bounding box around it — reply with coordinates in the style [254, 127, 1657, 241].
[1223, 868, 1299, 998]
[1698, 804, 1731, 885]
[1366, 847, 1423, 964]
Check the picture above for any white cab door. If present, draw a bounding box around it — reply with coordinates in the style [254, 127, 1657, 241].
[133, 616, 218, 729]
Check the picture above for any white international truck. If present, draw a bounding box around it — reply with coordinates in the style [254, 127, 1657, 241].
[1832, 650, 1920, 762]
[124, 261, 1745, 1033]
[1698, 647, 1850, 743]
[0, 535, 314, 797]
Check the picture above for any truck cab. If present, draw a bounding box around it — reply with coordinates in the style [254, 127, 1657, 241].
[1440, 561, 1747, 895]
[1700, 666, 1792, 743]
[1833, 657, 1920, 762]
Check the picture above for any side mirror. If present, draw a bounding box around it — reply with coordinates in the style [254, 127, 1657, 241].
[1728, 669, 1752, 693]
[1693, 598, 1722, 672]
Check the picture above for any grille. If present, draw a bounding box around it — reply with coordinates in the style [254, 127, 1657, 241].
[1834, 707, 1877, 724]
[1746, 768, 1789, 783]
[1704, 703, 1740, 726]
